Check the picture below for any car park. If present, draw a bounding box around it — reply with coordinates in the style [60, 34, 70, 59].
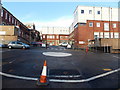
[8, 41, 30, 49]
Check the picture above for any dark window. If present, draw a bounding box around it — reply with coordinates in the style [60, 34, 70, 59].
[81, 10, 84, 14]
[11, 42, 16, 44]
[89, 22, 93, 27]
[97, 11, 100, 14]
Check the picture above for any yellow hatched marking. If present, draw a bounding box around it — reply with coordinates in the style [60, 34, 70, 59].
[103, 69, 112, 71]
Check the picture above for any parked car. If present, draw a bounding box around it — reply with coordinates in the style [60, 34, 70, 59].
[0, 44, 7, 48]
[8, 41, 30, 49]
[41, 43, 46, 47]
[67, 44, 72, 49]
[31, 42, 44, 47]
[59, 42, 68, 47]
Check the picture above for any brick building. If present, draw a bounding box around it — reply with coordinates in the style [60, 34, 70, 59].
[40, 27, 69, 46]
[69, 6, 120, 53]
[24, 23, 41, 43]
[0, 5, 40, 45]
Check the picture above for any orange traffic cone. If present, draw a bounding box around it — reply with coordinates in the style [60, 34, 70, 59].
[37, 60, 49, 86]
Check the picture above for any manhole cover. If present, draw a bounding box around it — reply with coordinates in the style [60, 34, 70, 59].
[49, 69, 81, 79]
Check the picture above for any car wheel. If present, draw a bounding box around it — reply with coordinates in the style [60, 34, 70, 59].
[22, 46, 26, 49]
[8, 46, 12, 49]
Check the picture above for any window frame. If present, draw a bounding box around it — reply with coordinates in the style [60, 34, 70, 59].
[96, 22, 100, 27]
[113, 23, 116, 28]
[81, 10, 84, 14]
[1, 9, 3, 17]
[97, 11, 100, 14]
[89, 22, 93, 27]
[89, 10, 92, 14]
[5, 12, 8, 19]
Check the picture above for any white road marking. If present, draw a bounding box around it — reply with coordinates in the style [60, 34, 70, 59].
[0, 72, 37, 81]
[112, 55, 120, 59]
[0, 68, 120, 82]
[9, 60, 15, 64]
[49, 75, 81, 78]
[43, 52, 72, 57]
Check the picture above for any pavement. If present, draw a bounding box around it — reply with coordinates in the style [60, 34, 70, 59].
[0, 46, 120, 89]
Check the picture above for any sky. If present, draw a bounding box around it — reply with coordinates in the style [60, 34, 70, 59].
[1, 1, 119, 31]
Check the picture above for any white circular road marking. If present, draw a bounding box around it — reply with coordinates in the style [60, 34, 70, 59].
[42, 52, 72, 57]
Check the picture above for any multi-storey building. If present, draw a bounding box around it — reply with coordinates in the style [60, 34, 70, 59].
[0, 6, 40, 45]
[40, 27, 69, 45]
[69, 5, 120, 53]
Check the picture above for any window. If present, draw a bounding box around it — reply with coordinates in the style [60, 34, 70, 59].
[50, 36, 52, 39]
[12, 18, 14, 24]
[114, 33, 119, 38]
[89, 10, 92, 14]
[81, 10, 84, 14]
[5, 12, 8, 19]
[94, 32, 99, 39]
[43, 35, 45, 38]
[104, 23, 109, 31]
[104, 32, 109, 38]
[11, 42, 16, 44]
[89, 22, 93, 27]
[9, 16, 11, 22]
[1, 9, 3, 17]
[97, 11, 100, 14]
[52, 36, 55, 39]
[15, 20, 16, 25]
[113, 23, 116, 28]
[56, 36, 59, 39]
[96, 23, 100, 27]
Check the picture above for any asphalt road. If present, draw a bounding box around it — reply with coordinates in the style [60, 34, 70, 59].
[0, 46, 120, 89]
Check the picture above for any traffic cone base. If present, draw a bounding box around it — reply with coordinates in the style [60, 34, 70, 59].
[37, 77, 49, 86]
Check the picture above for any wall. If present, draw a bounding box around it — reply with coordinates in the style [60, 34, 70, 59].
[0, 36, 18, 44]
[0, 26, 19, 36]
[100, 39, 120, 49]
[40, 27, 70, 35]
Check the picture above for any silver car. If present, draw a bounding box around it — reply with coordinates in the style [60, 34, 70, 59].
[8, 41, 30, 49]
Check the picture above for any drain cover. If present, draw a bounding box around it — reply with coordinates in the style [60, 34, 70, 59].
[49, 69, 81, 79]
